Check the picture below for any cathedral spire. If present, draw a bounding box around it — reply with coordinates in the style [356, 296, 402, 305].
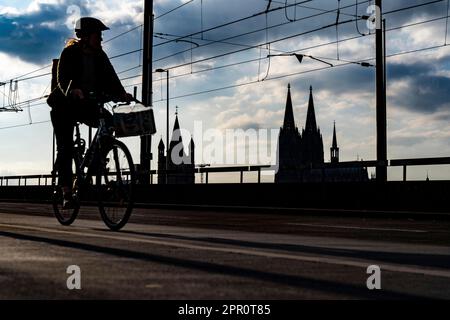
[283, 84, 296, 130]
[158, 137, 165, 150]
[305, 86, 317, 132]
[332, 121, 338, 148]
[169, 108, 185, 161]
[172, 110, 181, 141]
[330, 121, 339, 164]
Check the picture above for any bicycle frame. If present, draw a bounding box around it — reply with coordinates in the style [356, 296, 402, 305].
[71, 105, 111, 189]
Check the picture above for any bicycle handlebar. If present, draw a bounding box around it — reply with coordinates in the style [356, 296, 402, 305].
[76, 92, 148, 109]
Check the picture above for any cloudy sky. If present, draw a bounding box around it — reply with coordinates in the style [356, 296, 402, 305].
[0, 0, 449, 182]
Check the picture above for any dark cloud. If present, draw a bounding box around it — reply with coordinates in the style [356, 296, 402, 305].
[2, 0, 446, 65]
[153, 0, 450, 70]
[1, 0, 449, 116]
[0, 3, 71, 63]
[283, 62, 375, 100]
[0, 0, 141, 64]
[386, 56, 450, 113]
[154, 0, 450, 118]
[279, 52, 450, 115]
[383, 0, 448, 23]
[389, 73, 450, 113]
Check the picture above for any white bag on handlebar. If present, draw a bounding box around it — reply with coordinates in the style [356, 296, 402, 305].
[113, 103, 156, 138]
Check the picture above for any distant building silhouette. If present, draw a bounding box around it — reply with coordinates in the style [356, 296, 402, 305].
[158, 110, 195, 184]
[275, 84, 368, 183]
[331, 121, 339, 164]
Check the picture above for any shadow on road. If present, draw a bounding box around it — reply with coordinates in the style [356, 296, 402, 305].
[0, 229, 432, 300]
[118, 230, 450, 270]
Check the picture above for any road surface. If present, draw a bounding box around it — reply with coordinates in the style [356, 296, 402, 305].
[0, 202, 449, 299]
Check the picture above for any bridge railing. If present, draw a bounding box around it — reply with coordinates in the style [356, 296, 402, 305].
[1, 157, 449, 186]
[0, 174, 53, 187]
[390, 157, 450, 181]
[0, 165, 272, 186]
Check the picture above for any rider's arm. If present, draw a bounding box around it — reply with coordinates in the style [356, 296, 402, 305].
[100, 51, 130, 102]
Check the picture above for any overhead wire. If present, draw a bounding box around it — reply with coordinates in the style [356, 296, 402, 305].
[103, 0, 196, 44]
[1, 0, 373, 85]
[0, 64, 51, 87]
[266, 0, 360, 18]
[2, 42, 449, 130]
[155, 0, 195, 21]
[0, 0, 195, 86]
[4, 0, 443, 86]
[156, 13, 450, 83]
[154, 0, 449, 74]
[154, 0, 314, 48]
[1, 1, 449, 125]
[158, 17, 361, 72]
[355, 0, 370, 36]
[103, 24, 143, 44]
[153, 1, 363, 64]
[336, 0, 341, 60]
[152, 44, 450, 103]
[446, 0, 450, 44]
[284, 0, 295, 22]
[4, 7, 448, 112]
[153, 0, 444, 64]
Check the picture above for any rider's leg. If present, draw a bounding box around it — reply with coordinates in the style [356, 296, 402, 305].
[50, 108, 75, 199]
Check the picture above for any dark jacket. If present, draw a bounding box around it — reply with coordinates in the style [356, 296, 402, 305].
[47, 41, 125, 108]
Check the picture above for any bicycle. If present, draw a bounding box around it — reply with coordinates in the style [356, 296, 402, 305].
[51, 95, 137, 231]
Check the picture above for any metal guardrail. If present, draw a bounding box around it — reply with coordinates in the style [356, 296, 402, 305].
[0, 165, 272, 186]
[390, 157, 450, 166]
[1, 157, 449, 186]
[315, 157, 450, 181]
[0, 175, 52, 187]
[194, 165, 272, 184]
[390, 157, 450, 182]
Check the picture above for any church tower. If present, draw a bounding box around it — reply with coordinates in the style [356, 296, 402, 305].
[275, 85, 368, 183]
[301, 86, 324, 166]
[189, 137, 195, 166]
[330, 121, 340, 164]
[160, 108, 196, 184]
[275, 84, 302, 183]
[168, 108, 183, 166]
[157, 138, 166, 184]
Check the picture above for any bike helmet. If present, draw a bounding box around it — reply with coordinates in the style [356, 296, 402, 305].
[75, 17, 109, 37]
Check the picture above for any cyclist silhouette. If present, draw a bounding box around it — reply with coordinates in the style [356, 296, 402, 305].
[47, 17, 132, 209]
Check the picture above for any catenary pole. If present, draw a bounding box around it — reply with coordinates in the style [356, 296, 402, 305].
[140, 0, 154, 184]
[375, 0, 387, 182]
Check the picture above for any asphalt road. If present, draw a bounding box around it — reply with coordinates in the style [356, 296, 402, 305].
[0, 202, 449, 300]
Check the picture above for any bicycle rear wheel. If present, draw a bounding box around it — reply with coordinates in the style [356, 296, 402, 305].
[52, 159, 80, 226]
[97, 139, 135, 231]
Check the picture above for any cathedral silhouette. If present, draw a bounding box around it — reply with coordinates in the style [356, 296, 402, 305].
[275, 84, 368, 183]
[158, 109, 196, 184]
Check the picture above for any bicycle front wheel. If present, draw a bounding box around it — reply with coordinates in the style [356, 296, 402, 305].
[97, 139, 135, 231]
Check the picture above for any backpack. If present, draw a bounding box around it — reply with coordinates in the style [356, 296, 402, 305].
[47, 58, 65, 108]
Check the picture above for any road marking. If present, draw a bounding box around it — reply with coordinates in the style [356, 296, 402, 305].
[0, 222, 449, 279]
[145, 284, 163, 289]
[287, 223, 428, 233]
